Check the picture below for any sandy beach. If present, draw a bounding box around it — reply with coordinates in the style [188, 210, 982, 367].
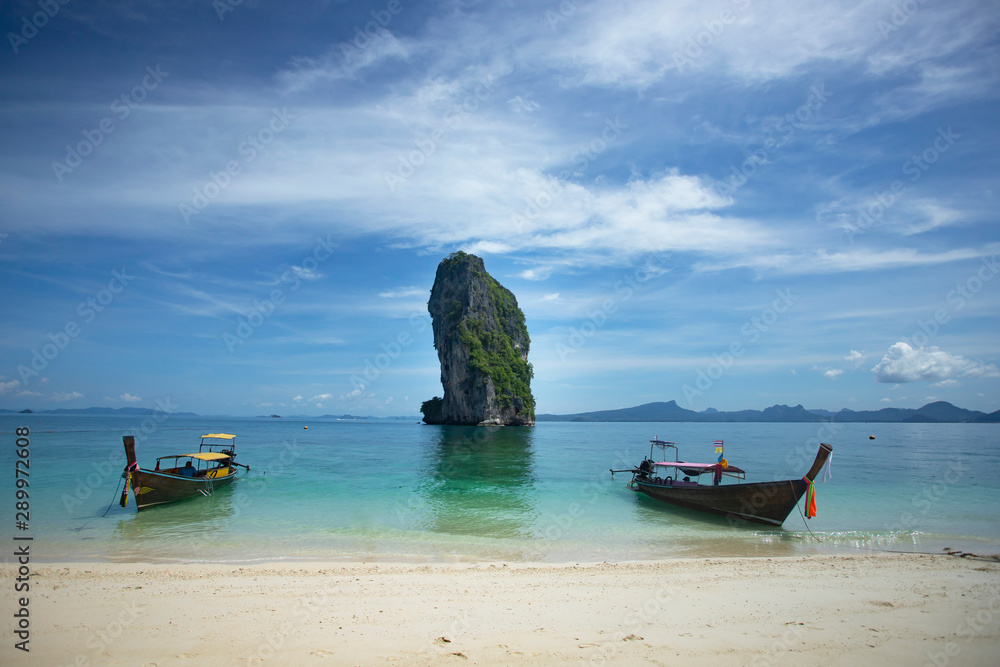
[5, 553, 999, 666]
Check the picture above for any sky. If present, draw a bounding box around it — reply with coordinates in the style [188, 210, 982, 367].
[1, 0, 998, 417]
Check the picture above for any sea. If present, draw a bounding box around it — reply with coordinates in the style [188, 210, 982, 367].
[3, 415, 998, 564]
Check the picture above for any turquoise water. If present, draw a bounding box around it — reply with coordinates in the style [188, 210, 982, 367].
[2, 415, 998, 563]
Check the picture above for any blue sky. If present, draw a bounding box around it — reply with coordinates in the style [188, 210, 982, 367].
[1, 0, 998, 416]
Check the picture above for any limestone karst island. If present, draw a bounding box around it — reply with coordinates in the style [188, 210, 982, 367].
[421, 252, 535, 426]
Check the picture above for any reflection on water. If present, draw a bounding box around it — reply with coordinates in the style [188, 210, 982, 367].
[415, 425, 536, 539]
[108, 485, 237, 561]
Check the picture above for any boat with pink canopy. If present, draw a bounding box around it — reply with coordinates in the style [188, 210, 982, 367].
[611, 438, 832, 526]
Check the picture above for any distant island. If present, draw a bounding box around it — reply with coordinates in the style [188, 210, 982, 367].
[536, 400, 1000, 423]
[2, 400, 996, 423]
[0, 406, 200, 417]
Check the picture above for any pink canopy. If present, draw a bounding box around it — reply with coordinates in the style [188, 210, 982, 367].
[653, 461, 746, 474]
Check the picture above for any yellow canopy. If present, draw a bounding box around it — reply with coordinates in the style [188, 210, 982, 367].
[185, 452, 231, 461]
[201, 433, 236, 440]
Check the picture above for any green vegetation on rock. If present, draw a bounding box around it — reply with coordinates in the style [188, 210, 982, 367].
[424, 251, 535, 425]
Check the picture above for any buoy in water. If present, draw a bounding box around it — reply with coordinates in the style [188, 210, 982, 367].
[869, 435, 875, 440]
[304, 426, 308, 430]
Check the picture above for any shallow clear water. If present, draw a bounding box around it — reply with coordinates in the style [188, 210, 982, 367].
[3, 415, 998, 563]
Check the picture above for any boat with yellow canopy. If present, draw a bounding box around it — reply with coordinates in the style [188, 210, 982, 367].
[120, 433, 249, 510]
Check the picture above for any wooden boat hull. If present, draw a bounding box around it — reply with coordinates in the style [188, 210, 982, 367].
[128, 468, 238, 510]
[634, 478, 807, 526]
[630, 442, 832, 526]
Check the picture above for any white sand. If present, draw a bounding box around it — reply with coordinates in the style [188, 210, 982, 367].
[5, 553, 999, 666]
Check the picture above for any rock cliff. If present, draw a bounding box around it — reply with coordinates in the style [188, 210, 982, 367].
[422, 252, 534, 426]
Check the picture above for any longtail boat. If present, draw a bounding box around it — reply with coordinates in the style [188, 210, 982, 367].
[120, 433, 248, 510]
[611, 438, 832, 526]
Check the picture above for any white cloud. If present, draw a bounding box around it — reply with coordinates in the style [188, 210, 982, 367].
[880, 397, 892, 403]
[701, 244, 1000, 276]
[844, 350, 866, 369]
[823, 369, 844, 380]
[520, 268, 551, 281]
[288, 265, 324, 282]
[507, 96, 540, 114]
[309, 393, 333, 402]
[51, 391, 84, 402]
[119, 393, 142, 403]
[379, 287, 425, 298]
[0, 380, 20, 395]
[542, 0, 998, 93]
[279, 30, 411, 92]
[871, 342, 1000, 383]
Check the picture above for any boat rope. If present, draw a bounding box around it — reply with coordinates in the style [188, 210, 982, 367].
[863, 549, 1000, 562]
[791, 480, 823, 542]
[785, 480, 998, 562]
[101, 476, 125, 518]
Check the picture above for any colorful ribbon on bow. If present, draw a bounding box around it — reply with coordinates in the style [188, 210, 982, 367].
[802, 476, 817, 519]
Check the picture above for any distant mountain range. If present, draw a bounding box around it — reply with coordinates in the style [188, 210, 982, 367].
[536, 400, 1000, 423]
[3, 401, 997, 423]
